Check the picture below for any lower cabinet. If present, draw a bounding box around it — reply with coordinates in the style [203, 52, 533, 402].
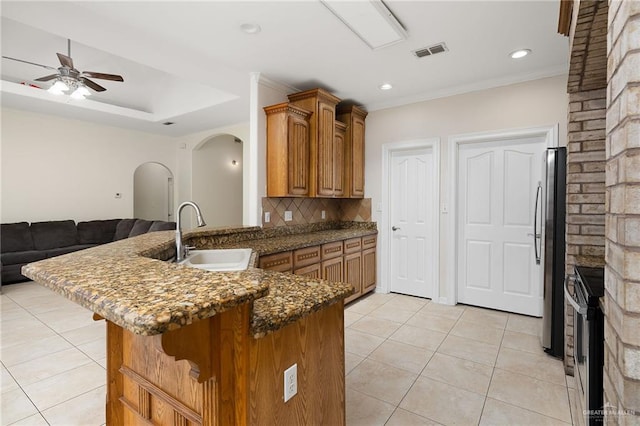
[258, 234, 376, 305]
[294, 262, 321, 278]
[343, 252, 362, 304]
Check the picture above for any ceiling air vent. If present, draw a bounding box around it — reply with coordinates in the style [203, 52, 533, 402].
[413, 42, 448, 58]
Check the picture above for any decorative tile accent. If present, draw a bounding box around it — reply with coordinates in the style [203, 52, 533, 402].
[261, 198, 372, 228]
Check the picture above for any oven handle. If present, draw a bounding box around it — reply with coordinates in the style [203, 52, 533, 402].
[564, 274, 587, 315]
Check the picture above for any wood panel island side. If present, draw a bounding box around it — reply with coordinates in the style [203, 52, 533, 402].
[21, 225, 371, 426]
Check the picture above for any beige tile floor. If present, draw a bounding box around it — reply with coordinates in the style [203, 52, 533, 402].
[1, 282, 577, 425]
[345, 292, 577, 425]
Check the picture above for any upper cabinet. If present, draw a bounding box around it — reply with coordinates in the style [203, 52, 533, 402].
[288, 88, 342, 198]
[337, 105, 368, 198]
[265, 88, 367, 199]
[264, 102, 313, 197]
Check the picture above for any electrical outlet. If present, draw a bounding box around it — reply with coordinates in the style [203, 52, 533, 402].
[264, 212, 271, 223]
[284, 210, 293, 222]
[321, 210, 326, 219]
[284, 364, 297, 402]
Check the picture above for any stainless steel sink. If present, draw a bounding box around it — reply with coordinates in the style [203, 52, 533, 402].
[179, 248, 252, 272]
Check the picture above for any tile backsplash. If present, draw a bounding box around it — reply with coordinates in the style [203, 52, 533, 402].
[261, 197, 371, 228]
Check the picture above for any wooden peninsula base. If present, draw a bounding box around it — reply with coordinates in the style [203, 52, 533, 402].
[105, 301, 346, 426]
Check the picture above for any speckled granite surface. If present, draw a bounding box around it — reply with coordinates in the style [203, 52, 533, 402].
[22, 223, 374, 338]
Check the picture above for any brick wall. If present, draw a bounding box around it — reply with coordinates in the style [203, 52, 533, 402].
[565, 88, 608, 374]
[603, 0, 640, 423]
[564, 0, 609, 375]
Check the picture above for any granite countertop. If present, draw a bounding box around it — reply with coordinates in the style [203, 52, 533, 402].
[22, 223, 375, 338]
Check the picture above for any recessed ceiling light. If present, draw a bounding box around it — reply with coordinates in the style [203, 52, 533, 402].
[379, 83, 393, 90]
[510, 49, 531, 59]
[240, 23, 261, 34]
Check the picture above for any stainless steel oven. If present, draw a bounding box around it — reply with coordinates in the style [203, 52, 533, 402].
[565, 266, 604, 425]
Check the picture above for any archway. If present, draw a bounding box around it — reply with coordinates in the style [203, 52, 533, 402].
[133, 162, 174, 221]
[192, 134, 243, 226]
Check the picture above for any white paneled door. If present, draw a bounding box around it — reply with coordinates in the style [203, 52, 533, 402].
[457, 137, 546, 316]
[390, 148, 436, 299]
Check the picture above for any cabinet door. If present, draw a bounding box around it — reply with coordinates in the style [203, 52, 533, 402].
[294, 263, 321, 279]
[333, 122, 346, 197]
[343, 252, 362, 304]
[316, 102, 336, 197]
[350, 113, 365, 198]
[287, 114, 310, 196]
[322, 256, 343, 282]
[362, 248, 376, 294]
[259, 251, 293, 272]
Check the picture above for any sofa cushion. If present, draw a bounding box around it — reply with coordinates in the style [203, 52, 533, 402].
[1, 222, 35, 252]
[1, 264, 29, 284]
[77, 219, 121, 244]
[1, 250, 47, 265]
[45, 245, 96, 258]
[113, 219, 137, 241]
[30, 220, 78, 250]
[148, 221, 176, 232]
[128, 219, 154, 237]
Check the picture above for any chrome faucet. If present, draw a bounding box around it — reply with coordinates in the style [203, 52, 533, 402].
[175, 201, 207, 262]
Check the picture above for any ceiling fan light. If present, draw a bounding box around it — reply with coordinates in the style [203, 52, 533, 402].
[70, 88, 86, 100]
[49, 80, 69, 93]
[76, 85, 91, 97]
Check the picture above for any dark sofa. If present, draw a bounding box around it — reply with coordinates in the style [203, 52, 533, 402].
[1, 218, 175, 284]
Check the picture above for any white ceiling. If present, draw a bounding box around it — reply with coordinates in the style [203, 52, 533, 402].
[0, 1, 569, 137]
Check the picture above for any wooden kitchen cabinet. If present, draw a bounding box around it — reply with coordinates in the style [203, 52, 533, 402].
[343, 251, 362, 304]
[264, 102, 313, 197]
[259, 251, 293, 272]
[337, 105, 368, 198]
[362, 248, 376, 293]
[258, 234, 376, 305]
[322, 256, 343, 282]
[333, 121, 346, 197]
[288, 88, 342, 197]
[293, 245, 321, 268]
[294, 262, 322, 278]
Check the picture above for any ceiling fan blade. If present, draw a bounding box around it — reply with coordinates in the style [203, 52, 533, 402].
[34, 74, 59, 82]
[2, 56, 56, 70]
[82, 72, 123, 82]
[80, 77, 106, 92]
[56, 53, 74, 69]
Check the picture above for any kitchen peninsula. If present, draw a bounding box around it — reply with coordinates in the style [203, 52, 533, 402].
[22, 222, 376, 425]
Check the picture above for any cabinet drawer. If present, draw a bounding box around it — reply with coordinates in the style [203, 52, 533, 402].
[321, 241, 343, 260]
[259, 251, 293, 272]
[293, 245, 321, 269]
[362, 234, 377, 250]
[343, 237, 362, 254]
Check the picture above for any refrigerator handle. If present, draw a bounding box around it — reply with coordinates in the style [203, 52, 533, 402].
[534, 182, 542, 265]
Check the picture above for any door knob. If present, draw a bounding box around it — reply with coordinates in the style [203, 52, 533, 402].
[392, 226, 400, 231]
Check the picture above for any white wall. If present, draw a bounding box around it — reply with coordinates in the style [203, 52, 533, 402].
[192, 134, 243, 227]
[1, 107, 177, 223]
[133, 162, 173, 221]
[175, 122, 249, 229]
[366, 75, 569, 300]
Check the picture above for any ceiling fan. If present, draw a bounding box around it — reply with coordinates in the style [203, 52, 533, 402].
[2, 39, 123, 98]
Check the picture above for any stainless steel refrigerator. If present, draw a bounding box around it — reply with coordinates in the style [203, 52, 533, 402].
[541, 147, 567, 358]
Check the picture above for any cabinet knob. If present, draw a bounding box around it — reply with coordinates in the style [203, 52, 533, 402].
[392, 226, 400, 231]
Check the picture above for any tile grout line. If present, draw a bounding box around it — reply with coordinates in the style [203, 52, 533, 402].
[3, 289, 106, 425]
